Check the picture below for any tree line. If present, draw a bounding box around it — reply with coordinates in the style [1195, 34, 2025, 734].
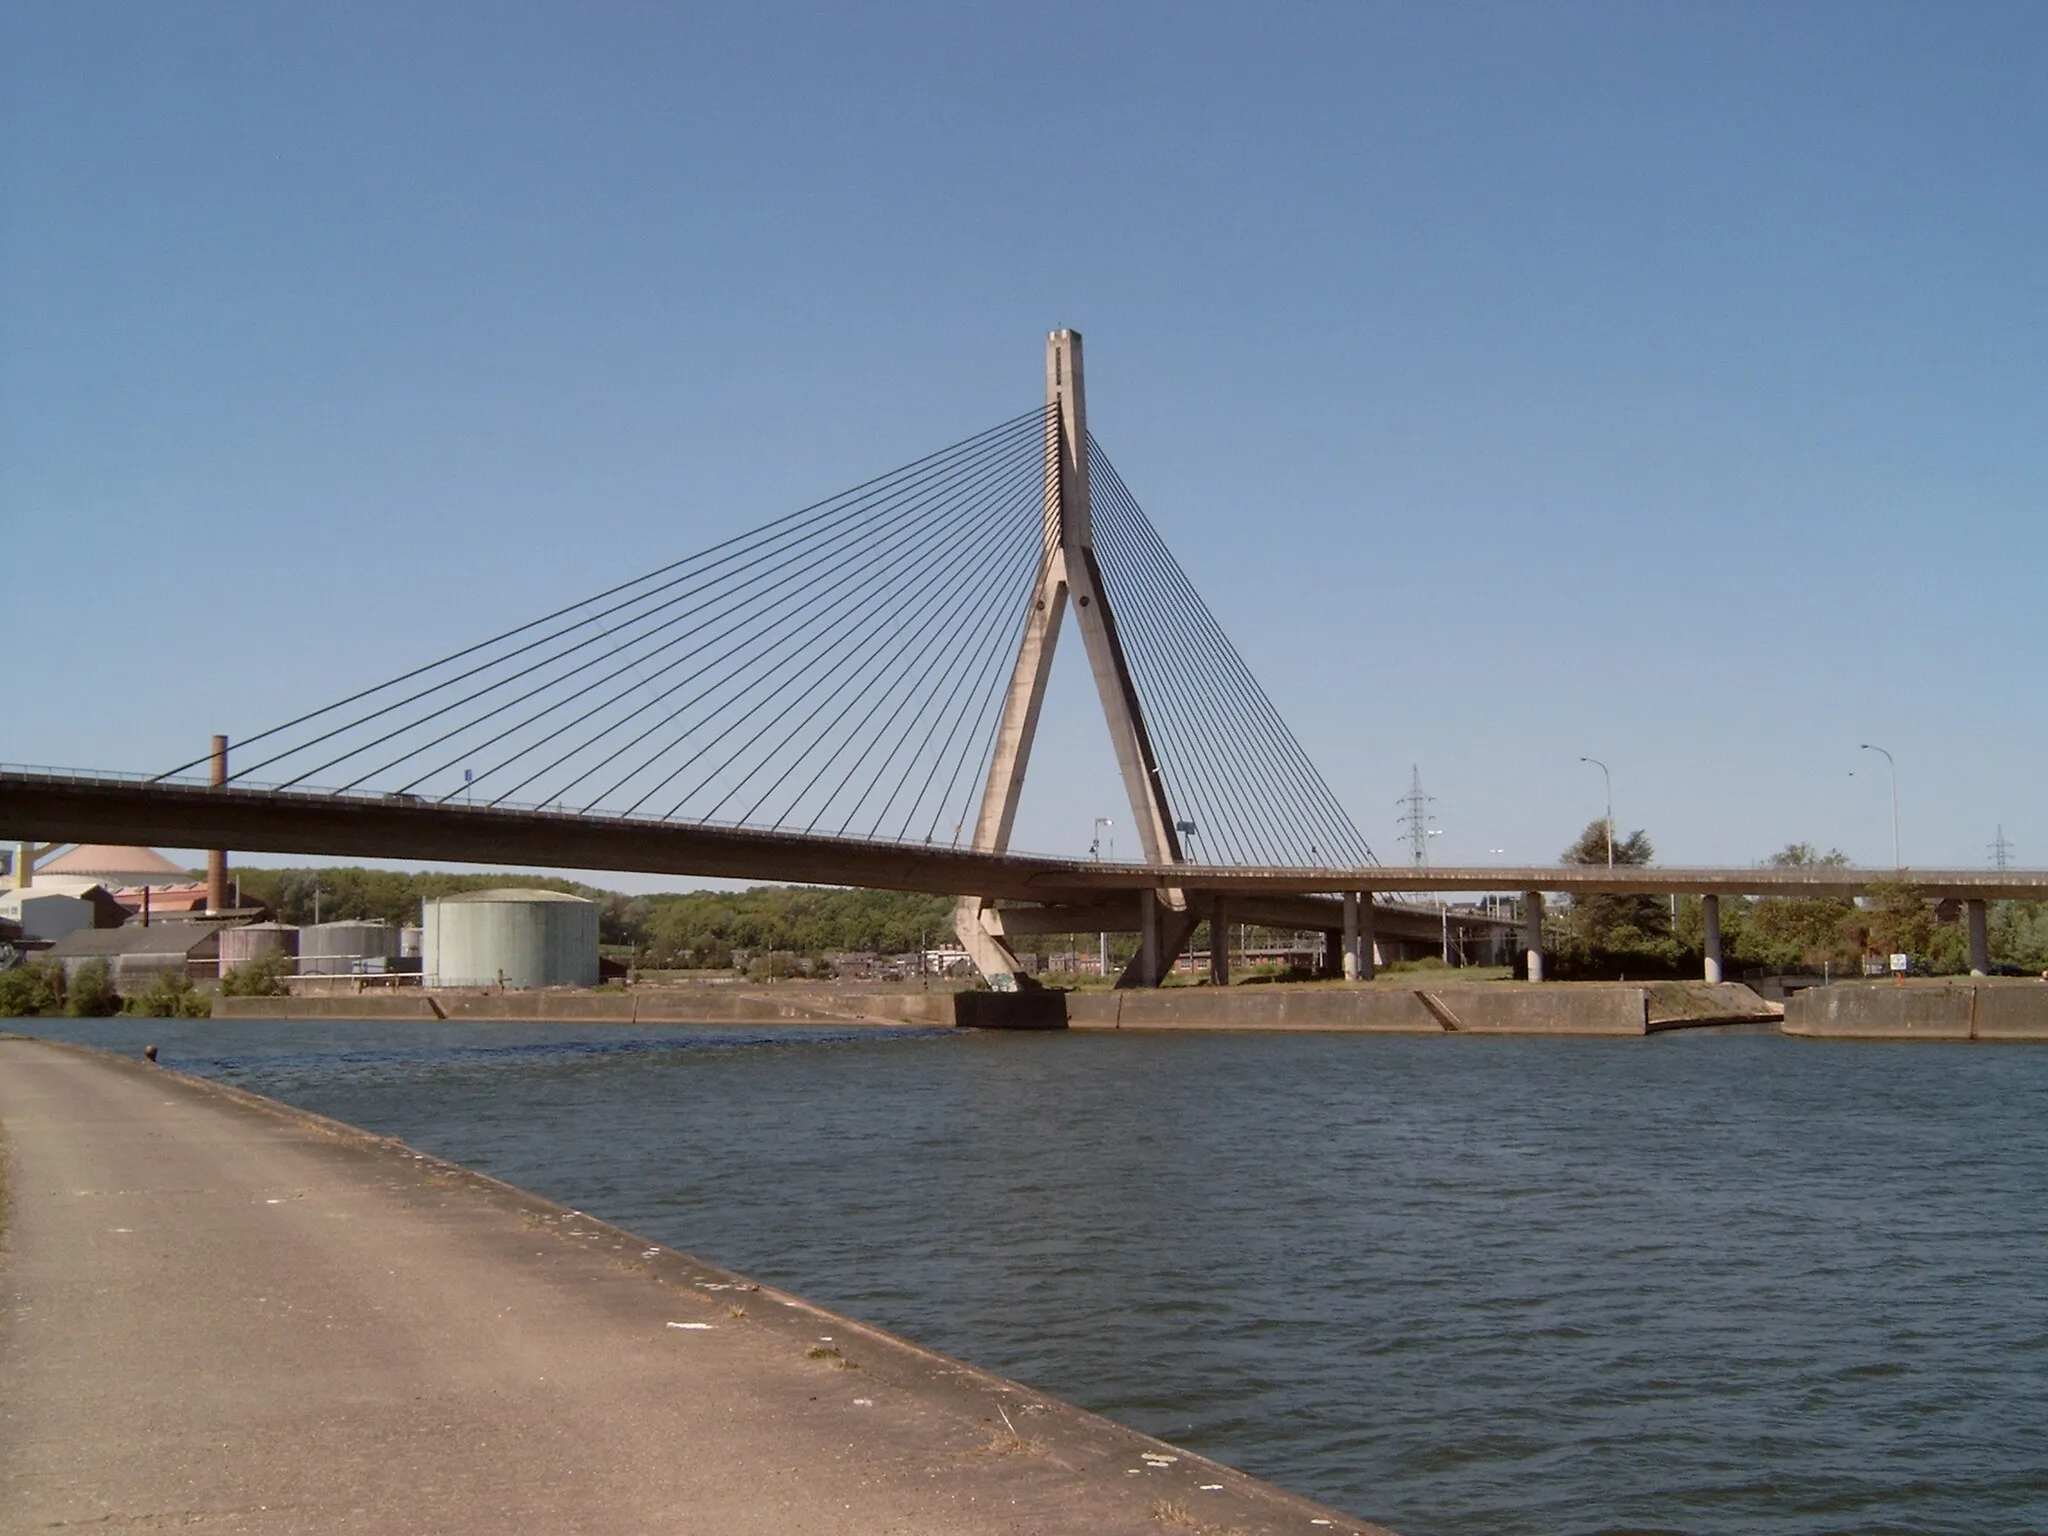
[1548, 821, 2048, 979]
[225, 867, 956, 966]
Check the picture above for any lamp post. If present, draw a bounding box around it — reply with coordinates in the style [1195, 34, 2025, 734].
[1860, 744, 1900, 868]
[1579, 757, 1614, 868]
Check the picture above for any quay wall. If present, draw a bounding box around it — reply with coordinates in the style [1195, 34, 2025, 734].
[1782, 981, 2048, 1041]
[214, 981, 1774, 1034]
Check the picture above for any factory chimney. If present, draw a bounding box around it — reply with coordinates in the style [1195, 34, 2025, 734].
[206, 735, 229, 913]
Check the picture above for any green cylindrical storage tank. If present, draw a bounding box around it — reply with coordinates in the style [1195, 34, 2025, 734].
[422, 888, 599, 989]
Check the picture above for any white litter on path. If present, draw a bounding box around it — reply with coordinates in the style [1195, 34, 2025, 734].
[666, 1322, 714, 1331]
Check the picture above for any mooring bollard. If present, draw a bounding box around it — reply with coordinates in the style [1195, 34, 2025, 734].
[144, 1044, 158, 1063]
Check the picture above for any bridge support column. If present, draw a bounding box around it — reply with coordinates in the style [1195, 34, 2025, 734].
[1702, 893, 1723, 984]
[1523, 892, 1545, 983]
[952, 897, 1026, 992]
[1209, 896, 1229, 986]
[1342, 893, 1360, 981]
[1116, 891, 1197, 988]
[1967, 898, 1990, 977]
[1358, 897, 1376, 981]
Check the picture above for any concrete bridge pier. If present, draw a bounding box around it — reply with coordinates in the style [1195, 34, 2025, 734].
[1341, 893, 1360, 981]
[1209, 895, 1230, 985]
[1968, 898, 1990, 976]
[1523, 891, 1545, 982]
[1357, 895, 1376, 981]
[1702, 893, 1724, 984]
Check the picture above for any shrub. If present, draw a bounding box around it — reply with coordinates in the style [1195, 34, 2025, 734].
[126, 971, 212, 1019]
[219, 951, 293, 998]
[0, 958, 63, 1017]
[65, 958, 120, 1017]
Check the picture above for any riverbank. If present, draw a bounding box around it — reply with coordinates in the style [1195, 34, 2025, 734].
[215, 979, 1781, 1034]
[0, 1036, 1385, 1535]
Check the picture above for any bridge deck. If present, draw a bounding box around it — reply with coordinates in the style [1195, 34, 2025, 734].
[6, 771, 2047, 902]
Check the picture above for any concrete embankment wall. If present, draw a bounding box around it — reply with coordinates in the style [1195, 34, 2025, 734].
[215, 988, 958, 1026]
[1782, 982, 2048, 1041]
[216, 981, 1774, 1034]
[1066, 983, 1763, 1035]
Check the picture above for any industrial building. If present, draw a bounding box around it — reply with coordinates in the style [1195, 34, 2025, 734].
[422, 888, 599, 989]
[46, 920, 222, 989]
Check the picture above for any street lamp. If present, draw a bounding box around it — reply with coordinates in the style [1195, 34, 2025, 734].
[1859, 744, 1901, 868]
[1092, 818, 1114, 978]
[1579, 757, 1614, 868]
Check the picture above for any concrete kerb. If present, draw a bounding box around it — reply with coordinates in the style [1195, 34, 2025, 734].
[6, 1039, 1389, 1536]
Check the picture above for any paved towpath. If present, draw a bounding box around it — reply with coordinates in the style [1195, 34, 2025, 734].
[0, 1037, 1386, 1535]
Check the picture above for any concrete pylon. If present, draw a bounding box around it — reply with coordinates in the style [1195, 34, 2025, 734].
[954, 331, 1188, 989]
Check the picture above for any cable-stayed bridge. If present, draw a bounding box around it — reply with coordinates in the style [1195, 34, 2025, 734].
[6, 332, 2045, 987]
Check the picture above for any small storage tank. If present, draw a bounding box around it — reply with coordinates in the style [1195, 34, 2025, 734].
[423, 889, 599, 989]
[218, 922, 299, 979]
[399, 925, 423, 959]
[298, 920, 401, 976]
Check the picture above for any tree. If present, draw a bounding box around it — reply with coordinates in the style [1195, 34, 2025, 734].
[1861, 881, 1933, 970]
[125, 970, 211, 1018]
[219, 952, 293, 997]
[1990, 901, 2048, 973]
[1561, 820, 1666, 946]
[1741, 844, 1859, 971]
[65, 958, 120, 1017]
[0, 958, 63, 1017]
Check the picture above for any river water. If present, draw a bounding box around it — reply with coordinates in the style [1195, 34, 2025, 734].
[18, 1018, 2048, 1535]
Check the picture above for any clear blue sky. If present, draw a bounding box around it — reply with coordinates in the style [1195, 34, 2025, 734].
[5, 2, 2043, 880]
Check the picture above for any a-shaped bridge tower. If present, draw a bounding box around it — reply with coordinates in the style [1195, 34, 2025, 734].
[957, 331, 1190, 988]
